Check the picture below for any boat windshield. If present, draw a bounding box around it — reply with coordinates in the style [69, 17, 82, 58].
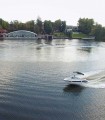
[73, 71, 84, 75]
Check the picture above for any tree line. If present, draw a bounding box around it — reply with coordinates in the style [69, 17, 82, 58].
[78, 18, 105, 41]
[0, 17, 66, 35]
[0, 17, 105, 41]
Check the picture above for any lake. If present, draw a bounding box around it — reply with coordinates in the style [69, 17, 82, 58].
[0, 39, 105, 120]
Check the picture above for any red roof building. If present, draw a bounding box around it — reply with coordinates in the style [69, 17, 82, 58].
[0, 29, 7, 39]
[0, 29, 7, 33]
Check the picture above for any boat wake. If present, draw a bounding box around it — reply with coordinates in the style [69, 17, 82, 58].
[64, 70, 105, 88]
[85, 83, 105, 88]
[83, 76, 105, 88]
[83, 70, 105, 88]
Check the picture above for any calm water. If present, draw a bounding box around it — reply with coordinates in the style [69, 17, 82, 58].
[0, 39, 105, 120]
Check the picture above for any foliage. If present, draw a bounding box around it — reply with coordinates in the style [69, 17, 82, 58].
[77, 18, 105, 41]
[44, 20, 53, 34]
[36, 17, 43, 34]
[1, 17, 105, 41]
[78, 18, 94, 35]
[53, 19, 66, 32]
[91, 24, 105, 41]
[0, 18, 9, 29]
[60, 21, 66, 32]
[8, 21, 25, 32]
[25, 20, 35, 32]
[53, 19, 61, 32]
[0, 18, 67, 35]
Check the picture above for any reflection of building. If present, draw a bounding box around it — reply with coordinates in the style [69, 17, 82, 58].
[5, 30, 37, 40]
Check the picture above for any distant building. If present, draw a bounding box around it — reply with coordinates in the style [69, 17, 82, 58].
[0, 29, 7, 40]
[66, 25, 78, 32]
[5, 30, 37, 40]
[66, 28, 72, 33]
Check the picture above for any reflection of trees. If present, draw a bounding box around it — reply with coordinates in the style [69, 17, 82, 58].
[77, 40, 94, 53]
[35, 39, 53, 50]
[36, 39, 52, 45]
[45, 39, 52, 45]
[36, 39, 42, 44]
[78, 47, 92, 53]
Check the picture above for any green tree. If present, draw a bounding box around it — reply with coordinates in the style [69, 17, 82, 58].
[60, 21, 66, 32]
[53, 19, 62, 32]
[102, 27, 105, 41]
[53, 19, 66, 33]
[18, 22, 26, 30]
[25, 20, 35, 32]
[78, 18, 94, 35]
[13, 20, 19, 30]
[36, 17, 42, 34]
[0, 18, 9, 30]
[44, 20, 53, 34]
[91, 24, 105, 41]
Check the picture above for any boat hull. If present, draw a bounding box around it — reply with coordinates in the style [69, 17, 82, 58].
[64, 77, 88, 85]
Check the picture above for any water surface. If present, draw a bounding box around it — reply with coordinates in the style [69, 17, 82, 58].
[0, 39, 105, 120]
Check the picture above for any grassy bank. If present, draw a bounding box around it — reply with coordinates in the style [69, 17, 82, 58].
[53, 32, 69, 39]
[53, 32, 88, 39]
[53, 32, 67, 37]
[72, 32, 88, 39]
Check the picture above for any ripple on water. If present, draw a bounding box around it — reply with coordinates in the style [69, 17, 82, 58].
[0, 40, 105, 120]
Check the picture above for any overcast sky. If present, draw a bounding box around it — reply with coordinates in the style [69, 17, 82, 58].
[1, 0, 105, 26]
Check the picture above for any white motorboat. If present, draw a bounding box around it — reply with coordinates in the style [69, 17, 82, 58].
[64, 71, 88, 85]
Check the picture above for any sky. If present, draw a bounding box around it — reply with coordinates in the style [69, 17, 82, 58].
[0, 0, 105, 26]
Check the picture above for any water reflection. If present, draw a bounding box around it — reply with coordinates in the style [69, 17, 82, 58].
[36, 39, 42, 44]
[45, 39, 52, 45]
[63, 84, 85, 94]
[0, 39, 105, 120]
[0, 39, 105, 64]
[78, 47, 92, 53]
[36, 45, 42, 50]
[77, 40, 94, 53]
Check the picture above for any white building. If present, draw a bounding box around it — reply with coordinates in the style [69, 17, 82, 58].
[66, 26, 78, 32]
[5, 30, 37, 40]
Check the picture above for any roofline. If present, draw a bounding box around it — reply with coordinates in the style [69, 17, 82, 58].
[7, 30, 37, 35]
